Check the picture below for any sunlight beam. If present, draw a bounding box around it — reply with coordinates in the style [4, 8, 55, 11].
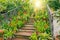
[34, 0, 41, 8]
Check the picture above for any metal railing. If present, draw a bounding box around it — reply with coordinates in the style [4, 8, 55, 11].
[0, 5, 23, 23]
[47, 5, 55, 40]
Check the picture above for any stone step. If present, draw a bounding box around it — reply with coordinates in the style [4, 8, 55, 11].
[26, 23, 33, 25]
[28, 18, 34, 22]
[15, 31, 33, 37]
[18, 29, 35, 32]
[28, 20, 34, 22]
[22, 26, 35, 30]
[12, 38, 29, 40]
[30, 17, 34, 19]
[24, 25, 34, 27]
[27, 22, 34, 24]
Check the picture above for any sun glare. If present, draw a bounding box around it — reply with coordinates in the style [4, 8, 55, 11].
[34, 0, 41, 8]
[30, 0, 44, 12]
[33, 0, 43, 10]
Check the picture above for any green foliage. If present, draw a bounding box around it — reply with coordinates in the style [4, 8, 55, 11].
[34, 20, 48, 32]
[4, 29, 13, 39]
[2, 22, 8, 29]
[0, 0, 23, 13]
[34, 10, 48, 21]
[17, 21, 24, 28]
[1, 15, 24, 39]
[1, 23, 13, 39]
[30, 32, 37, 40]
[38, 33, 52, 40]
[0, 0, 31, 40]
[22, 14, 30, 21]
[0, 0, 53, 40]
[48, 0, 60, 10]
[30, 8, 51, 40]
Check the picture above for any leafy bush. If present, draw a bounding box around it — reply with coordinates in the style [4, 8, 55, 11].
[1, 15, 24, 39]
[34, 20, 49, 32]
[17, 21, 24, 28]
[30, 9, 51, 40]
[38, 33, 52, 40]
[48, 0, 60, 10]
[30, 32, 37, 40]
[0, 0, 23, 13]
[0, 0, 32, 40]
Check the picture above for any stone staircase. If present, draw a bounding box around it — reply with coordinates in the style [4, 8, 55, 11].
[12, 18, 35, 40]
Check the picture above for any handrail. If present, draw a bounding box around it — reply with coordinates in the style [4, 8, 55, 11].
[0, 4, 23, 15]
[47, 5, 54, 40]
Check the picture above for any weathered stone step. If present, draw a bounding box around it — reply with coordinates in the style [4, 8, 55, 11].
[30, 17, 34, 19]
[12, 38, 29, 40]
[15, 31, 33, 37]
[24, 25, 34, 27]
[22, 26, 35, 30]
[26, 23, 33, 25]
[18, 29, 35, 32]
[28, 18, 34, 22]
[28, 20, 34, 23]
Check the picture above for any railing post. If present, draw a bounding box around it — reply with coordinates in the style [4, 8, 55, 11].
[47, 5, 54, 40]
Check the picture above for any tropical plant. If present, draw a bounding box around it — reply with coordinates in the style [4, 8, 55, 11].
[34, 20, 49, 33]
[17, 20, 24, 28]
[30, 32, 37, 40]
[38, 33, 52, 40]
[30, 8, 52, 40]
[48, 0, 60, 10]
[0, 0, 23, 13]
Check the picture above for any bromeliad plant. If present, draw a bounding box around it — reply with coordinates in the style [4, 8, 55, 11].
[0, 0, 35, 40]
[34, 20, 49, 33]
[0, 0, 23, 13]
[33, 21, 51, 40]
[30, 9, 52, 40]
[1, 21, 14, 39]
[38, 33, 52, 40]
[30, 32, 37, 40]
[0, 14, 24, 39]
[30, 32, 51, 40]
[0, 7, 31, 39]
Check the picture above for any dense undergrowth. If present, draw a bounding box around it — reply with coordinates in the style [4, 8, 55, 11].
[30, 9, 52, 40]
[0, 0, 59, 40]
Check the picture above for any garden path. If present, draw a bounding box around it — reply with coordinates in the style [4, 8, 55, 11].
[12, 18, 35, 40]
